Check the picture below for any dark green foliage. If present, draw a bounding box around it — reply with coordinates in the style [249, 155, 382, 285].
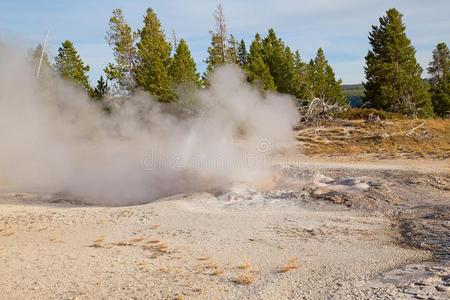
[324, 65, 345, 105]
[54, 40, 92, 93]
[92, 76, 109, 99]
[135, 8, 173, 101]
[243, 29, 344, 105]
[226, 34, 239, 64]
[204, 33, 225, 82]
[237, 39, 248, 67]
[290, 50, 309, 100]
[428, 43, 449, 86]
[246, 33, 276, 91]
[364, 8, 432, 117]
[430, 85, 450, 117]
[306, 48, 346, 105]
[104, 8, 137, 94]
[428, 43, 450, 117]
[261, 29, 295, 94]
[45, 5, 444, 119]
[169, 39, 200, 87]
[203, 5, 232, 84]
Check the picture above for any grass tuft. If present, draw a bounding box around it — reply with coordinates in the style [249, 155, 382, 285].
[280, 257, 300, 273]
[146, 239, 161, 244]
[232, 273, 256, 285]
[115, 241, 131, 246]
[238, 261, 252, 270]
[129, 236, 145, 243]
[210, 269, 224, 276]
[90, 236, 105, 248]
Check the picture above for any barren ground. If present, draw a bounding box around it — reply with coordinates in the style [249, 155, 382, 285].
[1, 121, 449, 300]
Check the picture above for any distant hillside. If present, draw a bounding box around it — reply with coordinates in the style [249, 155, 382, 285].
[342, 84, 364, 97]
[342, 84, 364, 107]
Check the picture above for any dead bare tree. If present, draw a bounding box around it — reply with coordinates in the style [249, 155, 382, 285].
[213, 4, 227, 64]
[366, 113, 382, 123]
[170, 28, 178, 51]
[300, 93, 343, 123]
[405, 122, 425, 137]
[36, 30, 49, 79]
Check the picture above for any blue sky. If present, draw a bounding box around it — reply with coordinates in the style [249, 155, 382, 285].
[0, 0, 449, 84]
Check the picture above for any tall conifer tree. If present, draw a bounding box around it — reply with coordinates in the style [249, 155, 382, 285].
[226, 34, 239, 64]
[104, 9, 137, 94]
[93, 76, 109, 99]
[169, 39, 200, 87]
[54, 40, 91, 93]
[428, 43, 450, 116]
[261, 29, 295, 93]
[136, 8, 173, 101]
[204, 4, 230, 83]
[246, 33, 276, 91]
[308, 48, 346, 105]
[364, 8, 432, 116]
[237, 39, 248, 67]
[291, 50, 309, 100]
[28, 44, 53, 74]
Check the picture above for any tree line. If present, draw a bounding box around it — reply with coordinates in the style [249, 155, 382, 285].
[29, 6, 450, 117]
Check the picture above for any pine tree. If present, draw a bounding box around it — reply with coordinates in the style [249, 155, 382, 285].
[428, 43, 450, 117]
[104, 8, 137, 94]
[261, 29, 295, 93]
[428, 43, 450, 87]
[304, 59, 316, 99]
[28, 44, 52, 73]
[246, 33, 276, 91]
[92, 76, 109, 99]
[135, 8, 173, 101]
[226, 34, 239, 64]
[237, 39, 248, 67]
[54, 40, 91, 93]
[204, 34, 225, 82]
[203, 4, 230, 83]
[170, 28, 179, 53]
[364, 8, 432, 116]
[325, 65, 346, 105]
[213, 4, 227, 64]
[308, 48, 346, 105]
[310, 49, 327, 96]
[291, 50, 308, 100]
[169, 39, 200, 87]
[283, 46, 297, 94]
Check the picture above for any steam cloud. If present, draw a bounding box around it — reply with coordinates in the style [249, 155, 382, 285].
[0, 44, 299, 205]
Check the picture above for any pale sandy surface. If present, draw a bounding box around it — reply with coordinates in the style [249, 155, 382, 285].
[1, 159, 449, 299]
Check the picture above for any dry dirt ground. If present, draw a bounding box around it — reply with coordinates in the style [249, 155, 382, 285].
[296, 119, 450, 160]
[1, 155, 449, 299]
[1, 120, 449, 300]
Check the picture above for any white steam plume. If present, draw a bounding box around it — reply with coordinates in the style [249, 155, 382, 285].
[0, 44, 299, 205]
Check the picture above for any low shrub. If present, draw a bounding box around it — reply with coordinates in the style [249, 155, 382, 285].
[332, 108, 406, 120]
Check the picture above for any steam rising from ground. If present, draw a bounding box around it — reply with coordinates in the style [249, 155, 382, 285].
[0, 45, 299, 205]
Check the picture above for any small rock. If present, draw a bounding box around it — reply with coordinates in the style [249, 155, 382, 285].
[435, 285, 448, 292]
